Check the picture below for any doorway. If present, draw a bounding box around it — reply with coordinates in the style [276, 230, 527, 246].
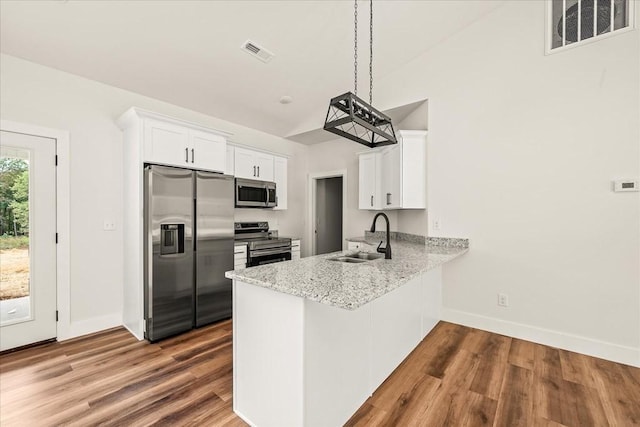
[0, 130, 57, 351]
[310, 171, 346, 256]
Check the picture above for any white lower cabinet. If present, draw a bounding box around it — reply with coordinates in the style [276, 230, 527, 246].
[232, 266, 443, 427]
[234, 244, 247, 270]
[291, 239, 300, 260]
[370, 274, 423, 390]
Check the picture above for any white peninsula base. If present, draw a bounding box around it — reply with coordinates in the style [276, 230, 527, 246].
[232, 266, 443, 427]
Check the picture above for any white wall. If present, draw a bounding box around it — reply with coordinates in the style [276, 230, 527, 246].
[375, 1, 640, 364]
[0, 54, 308, 336]
[306, 139, 399, 247]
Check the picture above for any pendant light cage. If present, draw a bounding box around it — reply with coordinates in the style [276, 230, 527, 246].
[323, 0, 397, 148]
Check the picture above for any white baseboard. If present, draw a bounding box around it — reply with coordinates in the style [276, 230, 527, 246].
[123, 320, 145, 341]
[442, 308, 640, 368]
[59, 313, 123, 341]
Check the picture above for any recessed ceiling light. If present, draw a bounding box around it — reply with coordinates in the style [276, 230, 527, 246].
[279, 96, 293, 105]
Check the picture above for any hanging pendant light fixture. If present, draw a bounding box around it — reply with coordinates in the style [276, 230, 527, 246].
[323, 0, 396, 148]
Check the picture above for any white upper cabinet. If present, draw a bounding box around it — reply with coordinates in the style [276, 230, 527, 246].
[188, 129, 226, 172]
[225, 145, 235, 175]
[254, 152, 274, 181]
[234, 147, 274, 181]
[381, 145, 401, 209]
[359, 152, 382, 210]
[142, 117, 228, 173]
[273, 156, 288, 210]
[143, 119, 190, 166]
[358, 130, 427, 210]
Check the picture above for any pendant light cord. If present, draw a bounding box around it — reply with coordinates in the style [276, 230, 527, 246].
[369, 0, 373, 105]
[354, 0, 374, 105]
[354, 0, 358, 97]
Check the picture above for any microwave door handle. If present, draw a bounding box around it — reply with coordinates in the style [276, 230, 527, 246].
[265, 186, 269, 207]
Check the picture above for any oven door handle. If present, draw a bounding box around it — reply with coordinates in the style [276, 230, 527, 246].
[250, 247, 292, 257]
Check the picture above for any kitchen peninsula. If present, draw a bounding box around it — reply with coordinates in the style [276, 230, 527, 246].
[225, 236, 468, 427]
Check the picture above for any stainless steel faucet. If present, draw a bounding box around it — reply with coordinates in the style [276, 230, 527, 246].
[369, 212, 392, 259]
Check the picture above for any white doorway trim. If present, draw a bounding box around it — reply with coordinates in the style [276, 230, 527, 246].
[0, 119, 71, 341]
[307, 170, 347, 256]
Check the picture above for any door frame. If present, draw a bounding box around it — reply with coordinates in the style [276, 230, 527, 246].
[307, 170, 347, 256]
[0, 120, 71, 341]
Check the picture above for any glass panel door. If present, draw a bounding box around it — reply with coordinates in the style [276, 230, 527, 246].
[0, 147, 31, 325]
[0, 131, 56, 351]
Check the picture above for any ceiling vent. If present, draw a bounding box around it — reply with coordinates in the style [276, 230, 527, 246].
[241, 40, 274, 63]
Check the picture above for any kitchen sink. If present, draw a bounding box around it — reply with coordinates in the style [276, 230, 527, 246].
[352, 252, 384, 261]
[327, 256, 368, 263]
[327, 252, 384, 263]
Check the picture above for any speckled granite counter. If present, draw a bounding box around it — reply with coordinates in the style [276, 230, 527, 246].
[225, 236, 468, 310]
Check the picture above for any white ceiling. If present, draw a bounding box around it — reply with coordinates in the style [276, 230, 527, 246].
[0, 0, 504, 143]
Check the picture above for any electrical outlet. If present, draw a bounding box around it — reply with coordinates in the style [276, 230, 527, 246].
[432, 218, 441, 231]
[103, 220, 116, 231]
[498, 293, 509, 307]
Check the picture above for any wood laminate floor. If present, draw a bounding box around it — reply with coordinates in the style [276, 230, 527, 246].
[1, 320, 638, 426]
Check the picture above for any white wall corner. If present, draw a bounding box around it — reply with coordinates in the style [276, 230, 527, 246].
[442, 308, 640, 368]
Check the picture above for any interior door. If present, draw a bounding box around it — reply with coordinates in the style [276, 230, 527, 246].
[0, 131, 57, 351]
[314, 177, 343, 255]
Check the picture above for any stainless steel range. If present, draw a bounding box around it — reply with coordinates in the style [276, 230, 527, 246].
[234, 222, 292, 267]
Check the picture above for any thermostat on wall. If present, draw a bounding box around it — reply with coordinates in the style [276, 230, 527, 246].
[613, 179, 639, 192]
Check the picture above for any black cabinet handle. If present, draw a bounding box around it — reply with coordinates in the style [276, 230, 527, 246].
[185, 147, 189, 163]
[370, 195, 373, 207]
[191, 148, 194, 163]
[387, 193, 391, 205]
[257, 166, 260, 177]
[253, 166, 256, 177]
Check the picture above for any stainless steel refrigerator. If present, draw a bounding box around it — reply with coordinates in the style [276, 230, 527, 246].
[144, 165, 234, 341]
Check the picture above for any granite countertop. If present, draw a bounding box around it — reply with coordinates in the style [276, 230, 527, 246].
[225, 236, 468, 310]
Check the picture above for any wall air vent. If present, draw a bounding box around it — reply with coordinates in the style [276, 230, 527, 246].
[241, 40, 274, 63]
[546, 0, 635, 53]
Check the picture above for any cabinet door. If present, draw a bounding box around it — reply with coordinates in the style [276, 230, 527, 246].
[399, 131, 427, 209]
[234, 147, 258, 179]
[225, 145, 235, 175]
[254, 152, 274, 181]
[143, 119, 190, 166]
[189, 129, 226, 173]
[273, 156, 287, 210]
[381, 145, 401, 209]
[358, 152, 381, 210]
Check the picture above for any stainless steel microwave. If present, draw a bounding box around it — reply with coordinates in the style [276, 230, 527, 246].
[235, 178, 277, 208]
